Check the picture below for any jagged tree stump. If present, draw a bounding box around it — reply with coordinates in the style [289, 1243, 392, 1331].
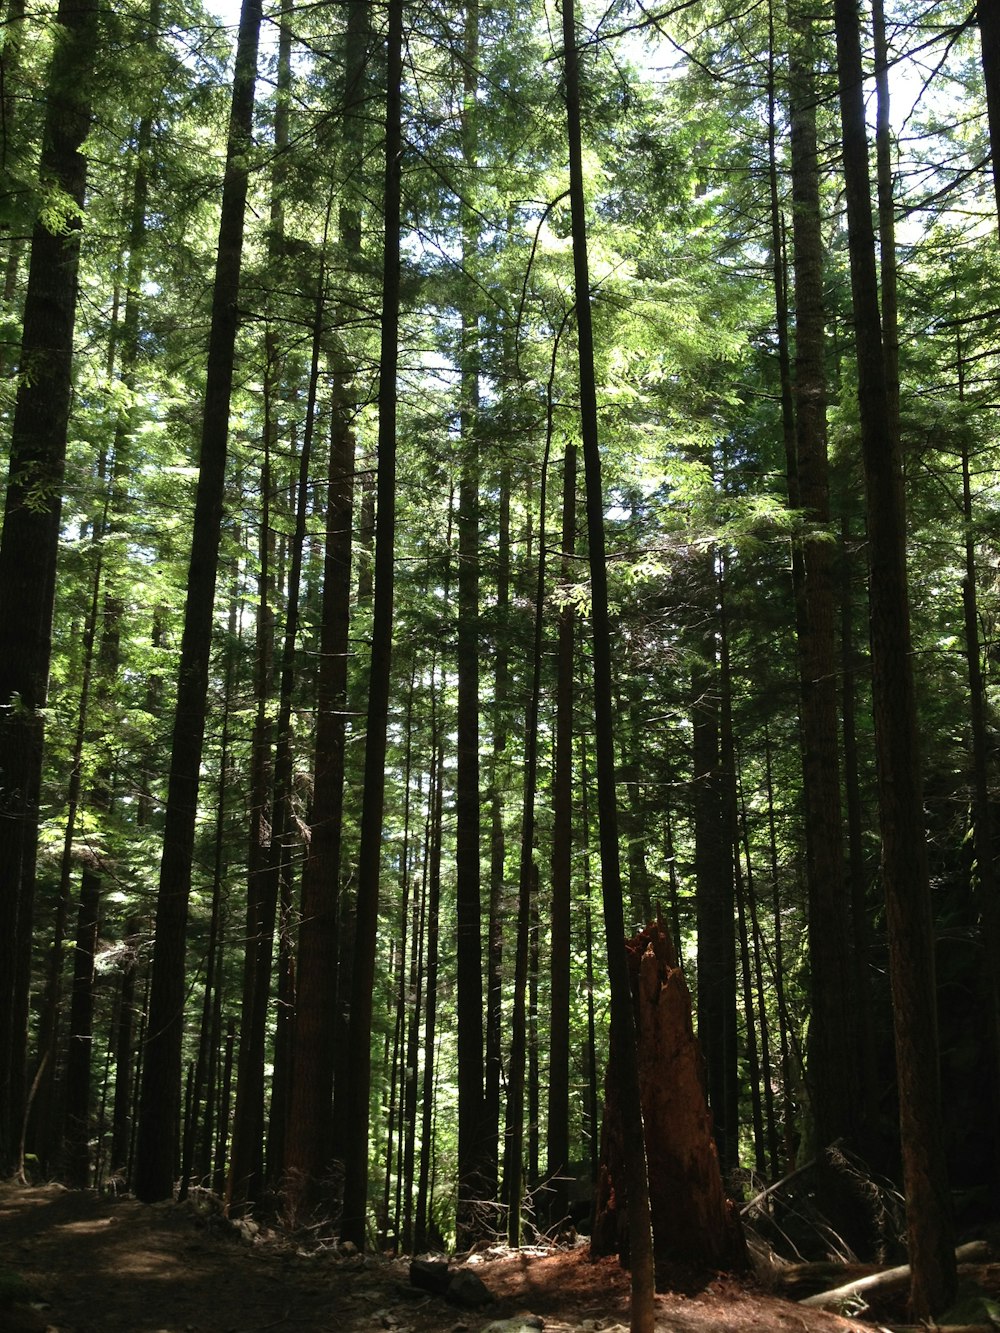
[591, 920, 746, 1275]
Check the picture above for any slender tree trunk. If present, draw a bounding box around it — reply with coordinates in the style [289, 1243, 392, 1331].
[214, 1018, 236, 1196]
[454, 0, 487, 1240]
[264, 284, 329, 1190]
[62, 870, 101, 1187]
[0, 0, 99, 1175]
[718, 581, 763, 1178]
[340, 0, 403, 1247]
[414, 718, 443, 1253]
[692, 584, 737, 1174]
[400, 804, 425, 1251]
[547, 442, 576, 1224]
[505, 428, 551, 1247]
[778, 0, 865, 1151]
[561, 1, 654, 1323]
[485, 461, 511, 1195]
[762, 727, 797, 1166]
[282, 0, 365, 1218]
[133, 0, 262, 1202]
[833, 0, 956, 1314]
[954, 313, 1000, 1194]
[283, 394, 355, 1220]
[977, 0, 1000, 227]
[181, 616, 236, 1198]
[110, 918, 140, 1180]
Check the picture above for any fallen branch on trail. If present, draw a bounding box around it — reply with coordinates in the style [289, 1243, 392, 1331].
[799, 1241, 990, 1308]
[875, 1325, 997, 1332]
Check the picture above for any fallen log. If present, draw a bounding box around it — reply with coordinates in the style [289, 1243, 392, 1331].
[878, 1326, 997, 1333]
[799, 1241, 990, 1308]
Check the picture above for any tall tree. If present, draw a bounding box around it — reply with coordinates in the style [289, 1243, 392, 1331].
[340, 0, 403, 1248]
[546, 441, 577, 1223]
[785, 0, 865, 1150]
[560, 1, 655, 1327]
[133, 0, 263, 1202]
[455, 0, 488, 1236]
[833, 0, 956, 1315]
[978, 0, 1000, 225]
[0, 0, 99, 1175]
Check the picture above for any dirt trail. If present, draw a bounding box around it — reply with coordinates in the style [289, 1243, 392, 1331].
[0, 1183, 907, 1333]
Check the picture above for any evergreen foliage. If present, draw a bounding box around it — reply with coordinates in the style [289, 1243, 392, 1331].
[1, 0, 998, 1317]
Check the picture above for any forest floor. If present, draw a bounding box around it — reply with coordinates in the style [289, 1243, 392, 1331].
[0, 1182, 996, 1333]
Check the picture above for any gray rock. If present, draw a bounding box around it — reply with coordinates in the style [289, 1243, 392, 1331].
[444, 1268, 495, 1309]
[481, 1318, 545, 1333]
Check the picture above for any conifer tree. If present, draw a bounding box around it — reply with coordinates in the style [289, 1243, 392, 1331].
[0, 0, 99, 1175]
[134, 0, 263, 1203]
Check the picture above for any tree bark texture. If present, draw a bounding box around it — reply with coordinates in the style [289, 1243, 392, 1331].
[561, 0, 656, 1322]
[133, 0, 261, 1203]
[787, 1, 864, 1150]
[592, 921, 746, 1275]
[455, 0, 487, 1229]
[339, 0, 403, 1248]
[833, 0, 956, 1316]
[0, 0, 98, 1175]
[977, 0, 1000, 227]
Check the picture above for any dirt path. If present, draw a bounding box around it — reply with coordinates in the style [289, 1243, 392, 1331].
[0, 1183, 905, 1333]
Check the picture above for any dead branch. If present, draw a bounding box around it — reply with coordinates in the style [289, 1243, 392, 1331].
[799, 1241, 990, 1308]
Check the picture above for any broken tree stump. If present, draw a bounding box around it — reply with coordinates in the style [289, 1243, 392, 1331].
[591, 919, 746, 1275]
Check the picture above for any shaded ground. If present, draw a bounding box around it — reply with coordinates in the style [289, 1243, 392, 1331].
[0, 1183, 977, 1333]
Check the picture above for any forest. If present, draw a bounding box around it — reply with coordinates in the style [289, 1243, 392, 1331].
[0, 0, 998, 1324]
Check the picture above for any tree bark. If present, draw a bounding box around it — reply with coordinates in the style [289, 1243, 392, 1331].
[977, 0, 1000, 227]
[592, 922, 746, 1274]
[455, 0, 487, 1238]
[691, 580, 738, 1175]
[133, 0, 261, 1202]
[786, 0, 865, 1151]
[561, 0, 655, 1323]
[547, 442, 577, 1224]
[0, 0, 99, 1176]
[833, 0, 957, 1315]
[339, 0, 403, 1247]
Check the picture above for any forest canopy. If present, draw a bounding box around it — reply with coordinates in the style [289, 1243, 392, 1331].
[0, 0, 997, 1319]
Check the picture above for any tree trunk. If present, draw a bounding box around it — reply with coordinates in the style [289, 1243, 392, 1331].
[484, 460, 511, 1197]
[282, 393, 355, 1221]
[505, 432, 550, 1247]
[692, 582, 738, 1175]
[833, 0, 956, 1315]
[414, 715, 443, 1253]
[0, 0, 99, 1176]
[547, 442, 577, 1224]
[791, 0, 868, 1152]
[340, 0, 403, 1247]
[977, 0, 1000, 227]
[133, 0, 262, 1202]
[592, 921, 746, 1274]
[561, 0, 655, 1323]
[455, 0, 487, 1240]
[62, 869, 101, 1187]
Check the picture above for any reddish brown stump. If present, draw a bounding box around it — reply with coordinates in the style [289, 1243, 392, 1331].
[591, 920, 746, 1277]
